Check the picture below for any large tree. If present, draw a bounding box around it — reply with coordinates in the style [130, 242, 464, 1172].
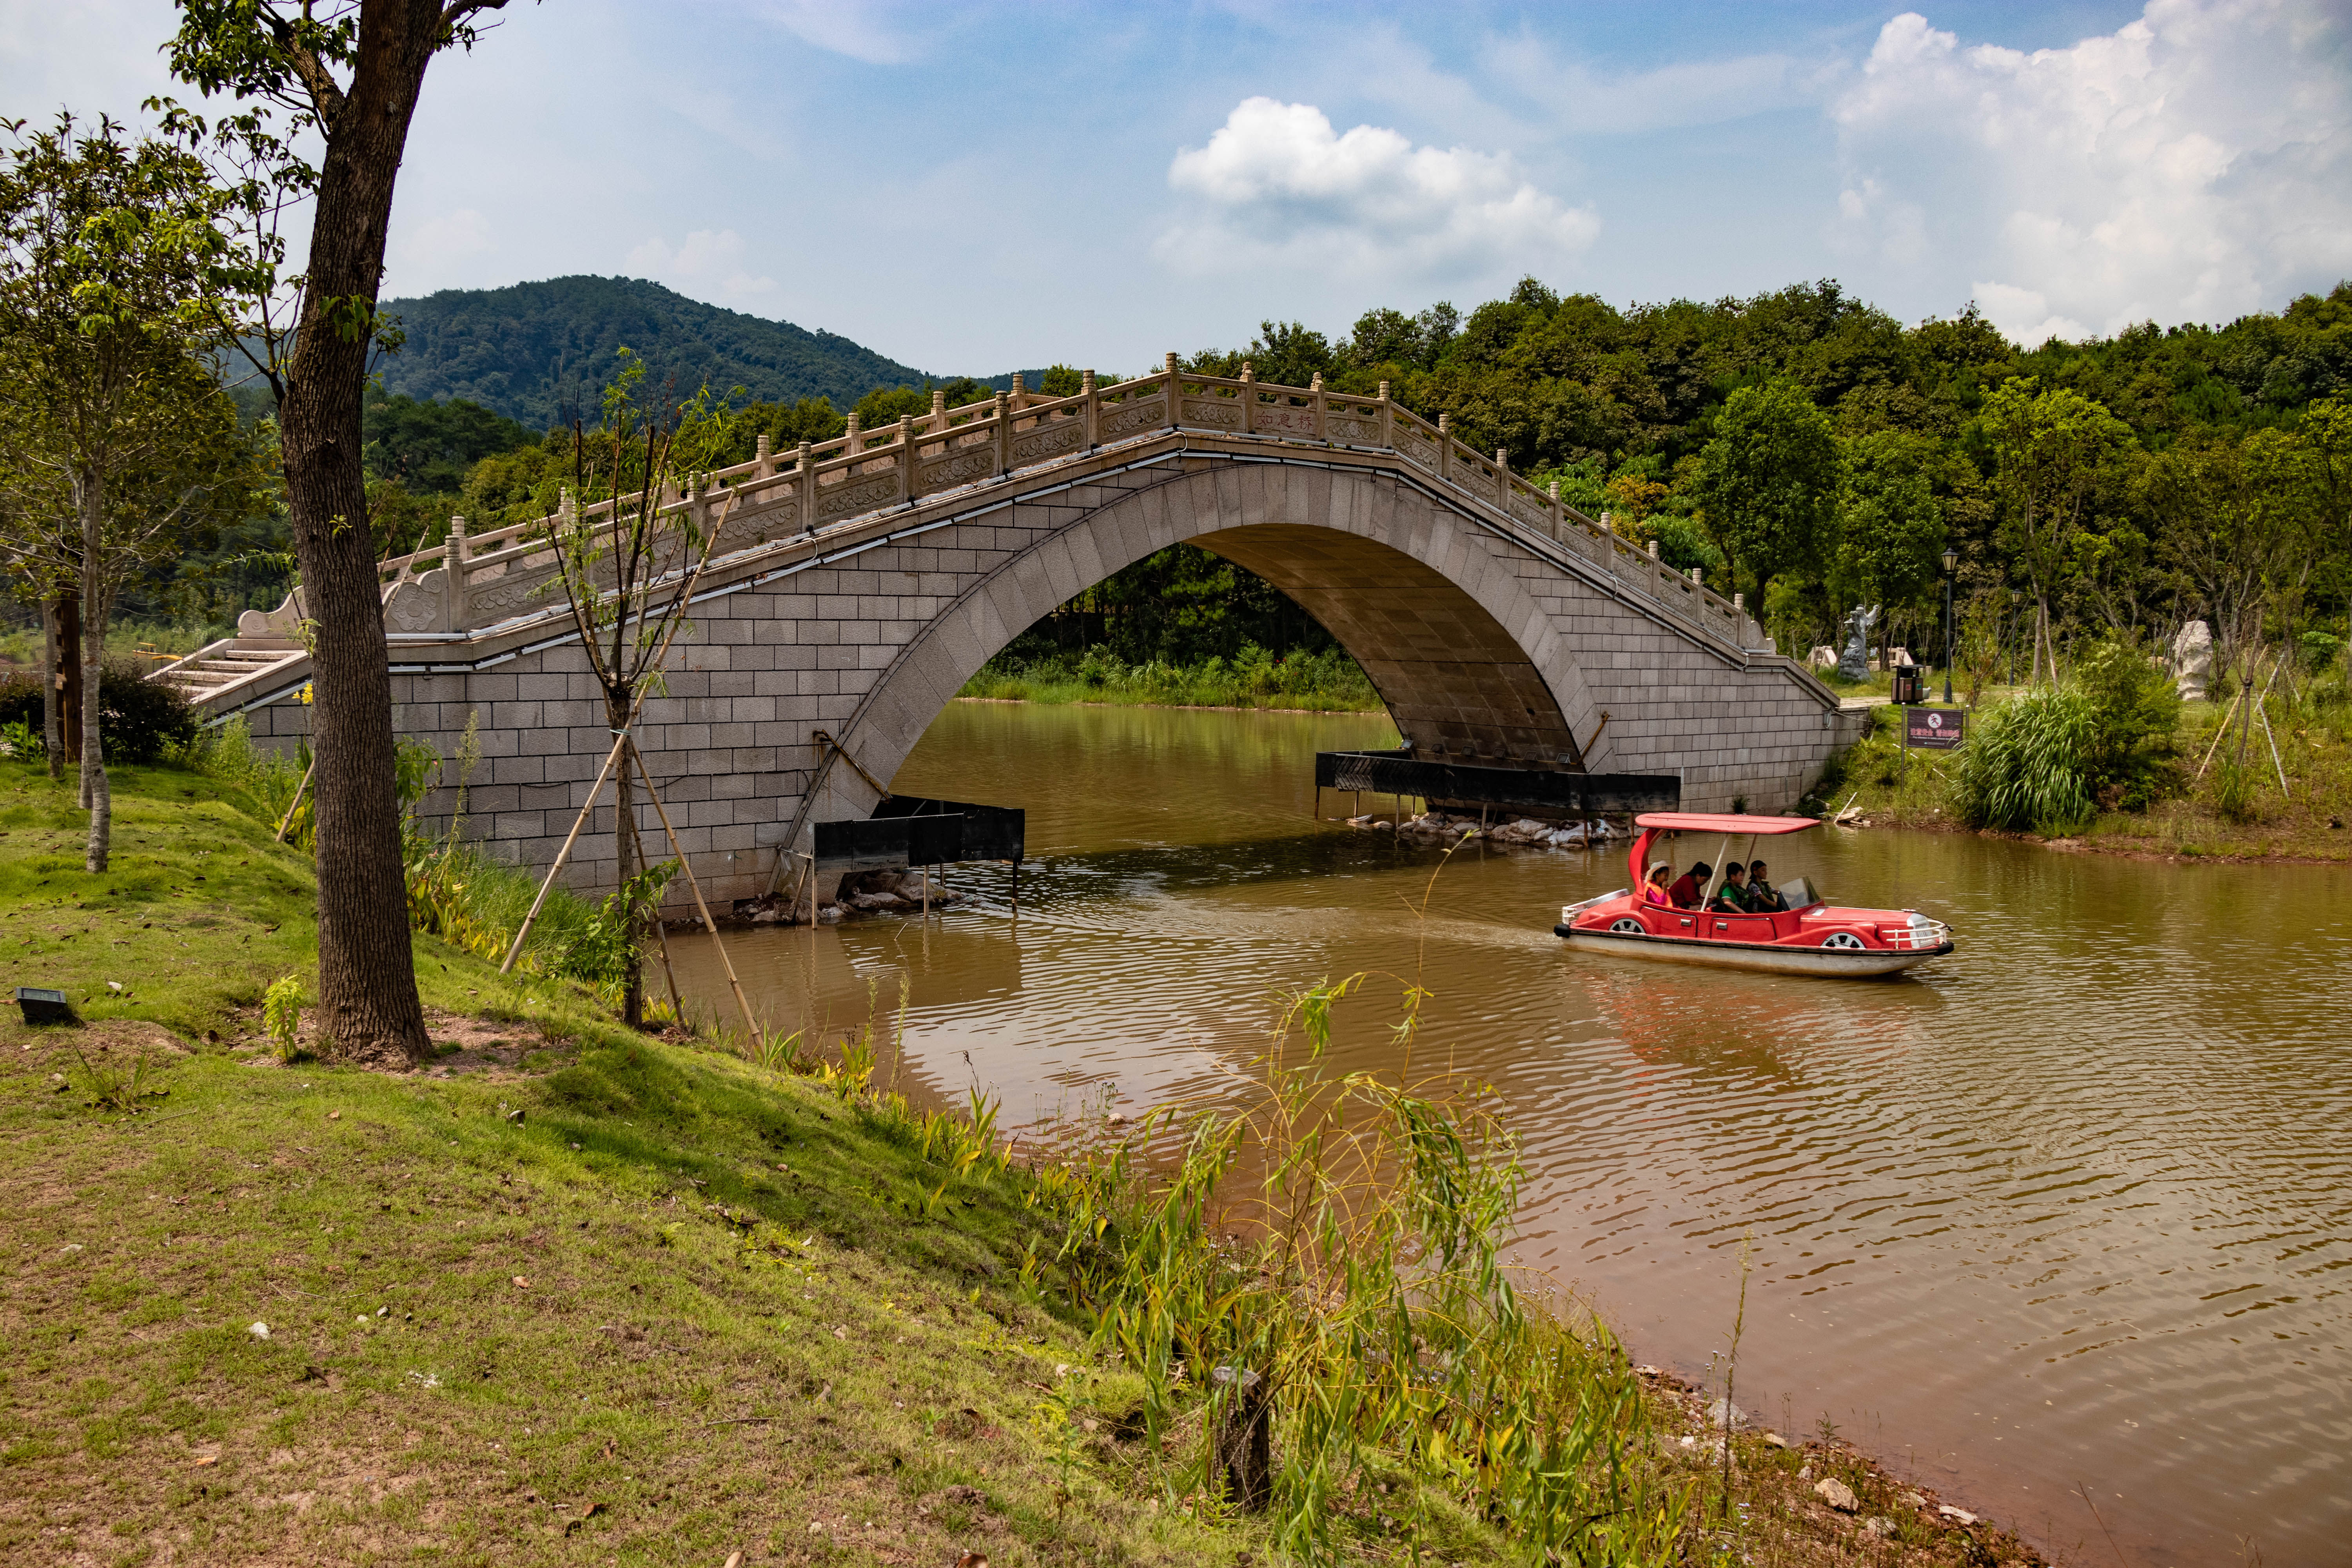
[0, 114, 247, 869]
[1979, 378, 2130, 682]
[1688, 378, 1842, 629]
[1832, 430, 1946, 665]
[160, 0, 510, 1064]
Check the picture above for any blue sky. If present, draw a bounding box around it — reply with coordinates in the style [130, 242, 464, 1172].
[6, 0, 2349, 376]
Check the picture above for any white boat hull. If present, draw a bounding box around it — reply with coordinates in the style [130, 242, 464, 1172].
[1554, 926, 1951, 978]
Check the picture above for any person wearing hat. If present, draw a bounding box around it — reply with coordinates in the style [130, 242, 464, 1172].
[1668, 860, 1711, 909]
[1641, 861, 1675, 906]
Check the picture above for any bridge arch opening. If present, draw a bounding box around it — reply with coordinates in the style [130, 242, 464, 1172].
[844, 461, 1604, 820]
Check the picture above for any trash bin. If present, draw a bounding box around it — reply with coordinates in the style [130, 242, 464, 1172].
[1892, 667, 1924, 705]
[15, 987, 74, 1025]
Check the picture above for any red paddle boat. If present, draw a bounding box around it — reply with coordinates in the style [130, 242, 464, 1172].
[1553, 811, 1955, 977]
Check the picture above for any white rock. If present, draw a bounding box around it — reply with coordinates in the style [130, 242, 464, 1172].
[1706, 1397, 1747, 1429]
[248, 1321, 270, 1340]
[1815, 1476, 1859, 1512]
[1938, 1504, 1978, 1525]
[2171, 619, 2213, 701]
[1863, 1516, 1895, 1538]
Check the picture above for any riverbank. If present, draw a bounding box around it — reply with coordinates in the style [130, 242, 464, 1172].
[1813, 696, 2352, 862]
[1, 762, 2050, 1565]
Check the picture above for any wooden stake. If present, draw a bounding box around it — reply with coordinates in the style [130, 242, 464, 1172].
[630, 746, 763, 1047]
[273, 755, 318, 844]
[500, 730, 629, 973]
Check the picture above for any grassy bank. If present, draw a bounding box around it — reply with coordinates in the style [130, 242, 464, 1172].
[1, 761, 2051, 1566]
[1815, 686, 2352, 860]
[958, 646, 1382, 713]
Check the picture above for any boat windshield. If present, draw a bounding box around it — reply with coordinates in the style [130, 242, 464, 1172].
[1777, 874, 1824, 909]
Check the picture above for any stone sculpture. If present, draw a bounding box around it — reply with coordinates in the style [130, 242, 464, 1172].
[1838, 606, 1879, 681]
[2172, 620, 2213, 701]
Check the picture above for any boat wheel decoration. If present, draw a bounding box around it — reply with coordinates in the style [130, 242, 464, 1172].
[1610, 918, 1645, 933]
[1821, 931, 1866, 949]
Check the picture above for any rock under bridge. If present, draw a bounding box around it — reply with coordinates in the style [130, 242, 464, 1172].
[159, 359, 1864, 910]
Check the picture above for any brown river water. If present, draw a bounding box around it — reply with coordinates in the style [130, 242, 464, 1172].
[668, 700, 2351, 1567]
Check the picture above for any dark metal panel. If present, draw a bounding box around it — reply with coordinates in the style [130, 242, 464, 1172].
[872, 796, 1026, 862]
[812, 813, 964, 872]
[1315, 751, 1680, 815]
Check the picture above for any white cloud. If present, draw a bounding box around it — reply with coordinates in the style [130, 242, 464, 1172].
[1159, 98, 1599, 284]
[1833, 1, 2352, 341]
[622, 229, 779, 312]
[1483, 33, 1835, 135]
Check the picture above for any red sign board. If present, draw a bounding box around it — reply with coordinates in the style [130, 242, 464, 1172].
[1903, 707, 1965, 749]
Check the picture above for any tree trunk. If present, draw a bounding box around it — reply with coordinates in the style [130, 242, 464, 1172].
[274, 2, 456, 1065]
[42, 596, 63, 779]
[78, 475, 109, 872]
[1213, 1372, 1273, 1512]
[53, 590, 82, 772]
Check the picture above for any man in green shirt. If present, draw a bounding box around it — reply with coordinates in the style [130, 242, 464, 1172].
[1706, 862, 1755, 913]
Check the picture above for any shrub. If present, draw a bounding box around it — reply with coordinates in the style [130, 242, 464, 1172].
[263, 976, 307, 1063]
[0, 660, 199, 765]
[2073, 637, 2181, 789]
[1951, 684, 2098, 833]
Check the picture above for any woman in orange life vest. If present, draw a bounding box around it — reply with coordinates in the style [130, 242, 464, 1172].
[1641, 861, 1675, 906]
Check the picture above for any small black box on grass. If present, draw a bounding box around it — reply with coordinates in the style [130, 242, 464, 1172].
[15, 987, 74, 1026]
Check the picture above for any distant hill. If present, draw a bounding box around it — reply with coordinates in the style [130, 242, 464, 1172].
[374, 276, 952, 430]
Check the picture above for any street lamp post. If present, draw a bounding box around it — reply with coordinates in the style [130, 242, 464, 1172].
[1940, 546, 1960, 704]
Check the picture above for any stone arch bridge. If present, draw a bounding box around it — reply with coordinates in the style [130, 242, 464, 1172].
[160, 359, 1863, 909]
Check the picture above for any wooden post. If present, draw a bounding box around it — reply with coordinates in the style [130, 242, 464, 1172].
[629, 746, 763, 1047]
[274, 755, 318, 843]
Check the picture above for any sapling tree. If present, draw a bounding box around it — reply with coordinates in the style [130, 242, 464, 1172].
[539, 358, 738, 1027]
[0, 114, 252, 869]
[1981, 378, 2130, 682]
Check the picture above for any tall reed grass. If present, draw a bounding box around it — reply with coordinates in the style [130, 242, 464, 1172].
[1950, 684, 2099, 833]
[1044, 975, 1688, 1564]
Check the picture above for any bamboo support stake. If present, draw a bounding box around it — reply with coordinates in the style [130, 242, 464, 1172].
[630, 746, 763, 1046]
[617, 788, 685, 1023]
[499, 730, 629, 973]
[273, 755, 318, 843]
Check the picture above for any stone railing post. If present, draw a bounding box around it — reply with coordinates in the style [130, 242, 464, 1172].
[993, 391, 1010, 472]
[1081, 369, 1098, 446]
[755, 432, 773, 480]
[1547, 478, 1564, 535]
[1165, 352, 1183, 430]
[843, 412, 862, 463]
[442, 514, 470, 630]
[1239, 360, 1255, 435]
[1009, 372, 1025, 414]
[897, 416, 915, 501]
[1647, 539, 1660, 559]
[797, 441, 815, 534]
[1310, 372, 1327, 440]
[1437, 412, 1452, 480]
[1377, 380, 1393, 447]
[929, 388, 948, 434]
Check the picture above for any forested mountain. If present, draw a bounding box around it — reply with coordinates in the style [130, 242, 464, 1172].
[373, 276, 947, 428]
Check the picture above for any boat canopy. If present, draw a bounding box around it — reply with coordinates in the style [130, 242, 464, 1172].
[1633, 812, 1818, 835]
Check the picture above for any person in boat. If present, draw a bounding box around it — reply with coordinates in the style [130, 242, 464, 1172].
[1668, 860, 1711, 909]
[1641, 862, 1675, 906]
[1706, 862, 1753, 912]
[1745, 860, 1788, 913]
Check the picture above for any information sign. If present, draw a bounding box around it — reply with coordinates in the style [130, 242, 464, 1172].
[1903, 707, 1965, 750]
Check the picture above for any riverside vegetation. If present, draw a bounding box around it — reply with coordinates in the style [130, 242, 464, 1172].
[0, 731, 2055, 1565]
[1810, 640, 2352, 859]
